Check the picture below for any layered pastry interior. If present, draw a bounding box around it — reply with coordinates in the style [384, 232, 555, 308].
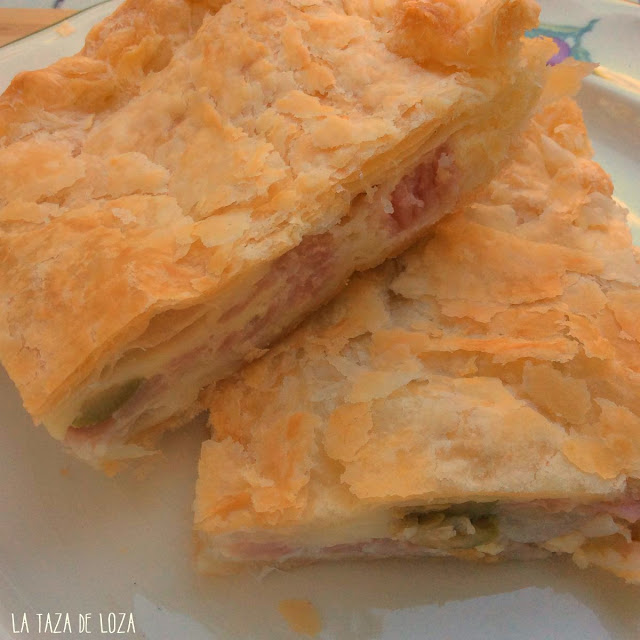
[0, 0, 549, 470]
[195, 93, 640, 583]
[196, 495, 640, 580]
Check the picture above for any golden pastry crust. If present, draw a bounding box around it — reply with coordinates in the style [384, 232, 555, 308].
[387, 0, 538, 70]
[0, 0, 543, 432]
[196, 94, 640, 575]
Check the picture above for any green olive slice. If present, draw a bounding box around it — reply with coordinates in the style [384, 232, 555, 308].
[71, 378, 144, 428]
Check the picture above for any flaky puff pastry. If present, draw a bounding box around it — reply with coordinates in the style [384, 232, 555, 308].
[0, 0, 549, 468]
[196, 82, 640, 581]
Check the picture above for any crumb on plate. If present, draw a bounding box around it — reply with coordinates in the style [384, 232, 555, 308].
[55, 21, 75, 37]
[278, 599, 322, 637]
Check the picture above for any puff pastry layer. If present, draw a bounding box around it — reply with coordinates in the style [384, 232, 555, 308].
[0, 0, 548, 469]
[195, 82, 640, 582]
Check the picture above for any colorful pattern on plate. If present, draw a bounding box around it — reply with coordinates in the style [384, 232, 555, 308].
[527, 19, 599, 65]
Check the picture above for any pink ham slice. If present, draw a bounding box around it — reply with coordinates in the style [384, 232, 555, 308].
[219, 232, 334, 354]
[389, 147, 456, 232]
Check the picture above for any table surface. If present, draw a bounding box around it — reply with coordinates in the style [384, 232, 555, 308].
[0, 8, 76, 47]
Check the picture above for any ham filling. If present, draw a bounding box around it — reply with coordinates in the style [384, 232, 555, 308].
[389, 149, 456, 232]
[63, 148, 458, 462]
[207, 497, 640, 570]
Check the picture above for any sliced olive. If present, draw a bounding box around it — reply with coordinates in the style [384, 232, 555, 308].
[71, 378, 144, 428]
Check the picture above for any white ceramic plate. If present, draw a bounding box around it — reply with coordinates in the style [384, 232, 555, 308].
[1, 2, 639, 639]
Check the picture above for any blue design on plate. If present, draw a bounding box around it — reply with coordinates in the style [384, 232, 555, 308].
[527, 18, 599, 65]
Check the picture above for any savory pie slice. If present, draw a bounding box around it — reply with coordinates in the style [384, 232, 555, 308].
[195, 91, 640, 583]
[0, 0, 550, 471]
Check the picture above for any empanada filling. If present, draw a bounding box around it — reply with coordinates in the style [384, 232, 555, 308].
[396, 502, 500, 550]
[62, 147, 459, 461]
[198, 496, 640, 571]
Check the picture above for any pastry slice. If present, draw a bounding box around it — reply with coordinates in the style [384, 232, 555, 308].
[0, 0, 550, 471]
[195, 93, 640, 583]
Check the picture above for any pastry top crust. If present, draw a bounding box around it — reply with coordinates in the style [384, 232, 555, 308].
[0, 0, 540, 416]
[197, 94, 640, 536]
